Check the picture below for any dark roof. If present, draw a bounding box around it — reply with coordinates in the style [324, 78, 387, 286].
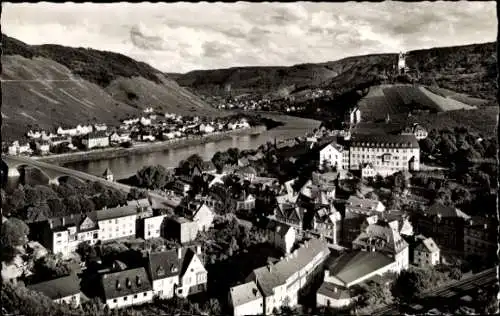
[95, 205, 138, 221]
[350, 133, 419, 148]
[49, 213, 99, 233]
[147, 247, 200, 281]
[103, 168, 113, 176]
[147, 249, 181, 280]
[87, 131, 108, 138]
[317, 281, 351, 300]
[265, 219, 293, 237]
[427, 202, 470, 219]
[201, 161, 216, 171]
[27, 274, 80, 299]
[328, 251, 394, 286]
[101, 267, 152, 300]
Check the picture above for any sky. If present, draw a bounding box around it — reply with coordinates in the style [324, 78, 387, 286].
[2, 2, 497, 73]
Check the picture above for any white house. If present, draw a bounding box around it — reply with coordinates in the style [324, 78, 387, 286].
[143, 215, 166, 240]
[35, 140, 50, 155]
[123, 118, 140, 125]
[8, 141, 32, 156]
[141, 134, 156, 142]
[57, 126, 78, 136]
[184, 202, 215, 232]
[199, 124, 215, 134]
[361, 163, 376, 178]
[27, 130, 42, 139]
[76, 124, 93, 135]
[413, 236, 440, 267]
[316, 281, 351, 308]
[319, 142, 346, 171]
[245, 238, 330, 315]
[263, 219, 296, 254]
[140, 117, 152, 126]
[82, 131, 110, 150]
[144, 107, 154, 113]
[229, 281, 264, 316]
[345, 195, 386, 216]
[46, 213, 100, 258]
[109, 132, 131, 144]
[94, 123, 108, 132]
[401, 123, 428, 140]
[101, 267, 153, 309]
[96, 206, 138, 241]
[28, 274, 81, 307]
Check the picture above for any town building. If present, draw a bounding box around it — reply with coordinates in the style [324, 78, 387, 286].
[413, 202, 470, 254]
[147, 246, 207, 299]
[166, 216, 199, 244]
[234, 193, 256, 212]
[348, 133, 420, 176]
[76, 124, 94, 135]
[463, 216, 497, 259]
[7, 141, 32, 155]
[312, 205, 342, 245]
[360, 163, 376, 178]
[95, 205, 138, 241]
[243, 238, 330, 315]
[49, 136, 72, 147]
[143, 214, 166, 240]
[345, 195, 385, 216]
[319, 142, 348, 171]
[234, 166, 258, 182]
[82, 131, 110, 149]
[57, 126, 78, 136]
[44, 213, 100, 258]
[35, 140, 50, 155]
[28, 274, 81, 307]
[318, 250, 401, 307]
[182, 201, 215, 232]
[400, 123, 428, 140]
[345, 107, 362, 126]
[103, 168, 114, 182]
[413, 235, 440, 267]
[229, 281, 264, 316]
[94, 123, 108, 132]
[262, 219, 297, 254]
[100, 267, 153, 309]
[352, 221, 410, 272]
[109, 132, 131, 144]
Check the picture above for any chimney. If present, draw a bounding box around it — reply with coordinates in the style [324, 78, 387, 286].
[126, 278, 131, 288]
[178, 248, 182, 260]
[324, 270, 330, 278]
[136, 276, 142, 286]
[196, 245, 202, 255]
[268, 264, 273, 272]
[334, 287, 338, 293]
[62, 217, 66, 227]
[116, 280, 121, 290]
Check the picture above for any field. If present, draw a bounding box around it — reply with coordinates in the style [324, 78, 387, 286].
[355, 106, 498, 136]
[358, 84, 480, 122]
[425, 86, 489, 107]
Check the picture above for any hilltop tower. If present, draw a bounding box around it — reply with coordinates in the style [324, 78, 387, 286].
[398, 52, 407, 75]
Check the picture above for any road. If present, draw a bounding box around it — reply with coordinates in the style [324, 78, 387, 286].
[5, 155, 181, 208]
[371, 268, 498, 316]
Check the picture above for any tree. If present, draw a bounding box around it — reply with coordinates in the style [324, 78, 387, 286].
[202, 298, 222, 316]
[8, 187, 26, 211]
[391, 269, 425, 302]
[419, 138, 435, 154]
[0, 218, 29, 263]
[449, 267, 462, 280]
[212, 151, 228, 172]
[77, 242, 98, 263]
[128, 187, 148, 200]
[136, 165, 170, 190]
[227, 148, 240, 164]
[47, 198, 66, 217]
[439, 138, 457, 157]
[64, 195, 82, 214]
[33, 253, 72, 281]
[186, 154, 204, 169]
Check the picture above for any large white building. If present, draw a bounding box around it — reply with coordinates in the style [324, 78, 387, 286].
[96, 206, 138, 241]
[238, 238, 330, 315]
[82, 131, 110, 149]
[348, 133, 420, 176]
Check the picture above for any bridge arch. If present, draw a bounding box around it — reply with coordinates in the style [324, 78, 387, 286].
[16, 164, 53, 186]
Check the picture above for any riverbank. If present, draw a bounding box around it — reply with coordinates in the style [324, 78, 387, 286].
[33, 125, 267, 165]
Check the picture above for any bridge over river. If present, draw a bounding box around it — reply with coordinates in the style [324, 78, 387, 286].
[1, 155, 180, 209]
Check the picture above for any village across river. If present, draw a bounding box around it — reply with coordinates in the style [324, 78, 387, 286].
[62, 114, 321, 180]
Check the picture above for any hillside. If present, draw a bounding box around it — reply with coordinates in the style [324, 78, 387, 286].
[172, 42, 497, 101]
[1, 35, 220, 141]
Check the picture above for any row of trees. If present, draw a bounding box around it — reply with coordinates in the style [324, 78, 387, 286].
[3, 181, 128, 222]
[1, 217, 30, 263]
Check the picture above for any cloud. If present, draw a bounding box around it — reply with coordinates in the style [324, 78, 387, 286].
[2, 2, 496, 73]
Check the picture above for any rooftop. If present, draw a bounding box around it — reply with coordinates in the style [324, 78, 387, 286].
[95, 205, 138, 221]
[101, 267, 152, 300]
[427, 202, 471, 220]
[317, 281, 351, 300]
[328, 251, 394, 287]
[230, 281, 263, 307]
[265, 219, 293, 237]
[27, 274, 80, 300]
[350, 133, 419, 148]
[415, 237, 440, 253]
[250, 238, 330, 296]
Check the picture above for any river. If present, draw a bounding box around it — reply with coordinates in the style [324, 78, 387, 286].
[62, 114, 321, 180]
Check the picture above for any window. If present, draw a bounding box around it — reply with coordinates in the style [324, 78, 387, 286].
[124, 297, 128, 301]
[113, 299, 117, 303]
[134, 294, 138, 298]
[144, 292, 148, 297]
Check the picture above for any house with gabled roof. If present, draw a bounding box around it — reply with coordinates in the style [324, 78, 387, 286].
[244, 238, 330, 315]
[261, 219, 297, 254]
[229, 281, 264, 316]
[96, 205, 138, 241]
[413, 235, 440, 267]
[182, 201, 215, 232]
[147, 245, 207, 299]
[100, 267, 153, 309]
[28, 274, 81, 307]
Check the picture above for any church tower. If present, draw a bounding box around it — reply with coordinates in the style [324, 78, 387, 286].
[398, 52, 406, 75]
